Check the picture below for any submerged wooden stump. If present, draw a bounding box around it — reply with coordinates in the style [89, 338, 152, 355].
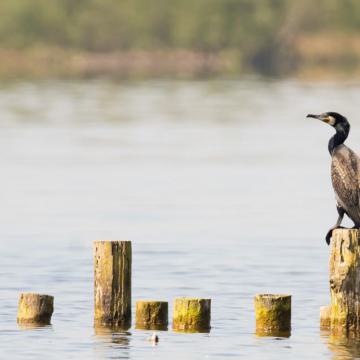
[330, 229, 360, 335]
[320, 305, 331, 330]
[254, 294, 291, 336]
[17, 293, 54, 325]
[136, 300, 168, 330]
[94, 240, 131, 329]
[172, 298, 211, 332]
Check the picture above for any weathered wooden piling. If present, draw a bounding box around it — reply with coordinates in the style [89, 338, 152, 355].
[320, 305, 331, 330]
[136, 300, 168, 330]
[17, 293, 54, 325]
[172, 298, 211, 332]
[94, 240, 131, 329]
[329, 229, 360, 335]
[254, 294, 291, 336]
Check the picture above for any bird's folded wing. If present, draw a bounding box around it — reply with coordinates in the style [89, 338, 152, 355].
[331, 145, 360, 224]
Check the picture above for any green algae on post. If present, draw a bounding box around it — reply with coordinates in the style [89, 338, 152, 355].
[330, 229, 360, 335]
[136, 300, 168, 330]
[17, 293, 54, 326]
[320, 305, 331, 330]
[254, 294, 291, 337]
[173, 298, 211, 332]
[94, 240, 132, 329]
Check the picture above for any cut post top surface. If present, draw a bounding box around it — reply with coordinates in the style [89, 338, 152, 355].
[255, 294, 291, 300]
[136, 300, 168, 305]
[332, 228, 358, 238]
[93, 240, 131, 243]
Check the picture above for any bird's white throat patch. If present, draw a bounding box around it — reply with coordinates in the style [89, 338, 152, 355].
[327, 115, 336, 126]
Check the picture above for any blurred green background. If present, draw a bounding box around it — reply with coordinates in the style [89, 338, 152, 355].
[1, 0, 360, 79]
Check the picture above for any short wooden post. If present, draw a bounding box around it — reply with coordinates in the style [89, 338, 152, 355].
[254, 294, 291, 336]
[94, 240, 131, 329]
[330, 229, 360, 335]
[136, 300, 168, 330]
[17, 293, 54, 325]
[320, 305, 331, 330]
[173, 298, 211, 332]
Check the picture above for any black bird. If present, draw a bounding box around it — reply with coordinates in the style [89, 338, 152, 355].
[307, 112, 360, 245]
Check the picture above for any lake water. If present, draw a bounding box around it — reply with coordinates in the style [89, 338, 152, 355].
[1, 78, 360, 359]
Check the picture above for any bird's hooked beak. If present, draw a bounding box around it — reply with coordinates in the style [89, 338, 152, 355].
[307, 113, 334, 125]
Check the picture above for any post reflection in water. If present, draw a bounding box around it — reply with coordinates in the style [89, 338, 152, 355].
[322, 331, 360, 359]
[17, 323, 53, 331]
[94, 327, 131, 359]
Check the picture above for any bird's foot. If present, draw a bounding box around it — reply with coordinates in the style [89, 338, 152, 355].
[325, 226, 345, 245]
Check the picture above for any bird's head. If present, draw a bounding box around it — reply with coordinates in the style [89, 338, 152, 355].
[306, 112, 348, 128]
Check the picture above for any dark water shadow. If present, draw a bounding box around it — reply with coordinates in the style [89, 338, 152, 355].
[255, 329, 291, 338]
[135, 324, 168, 331]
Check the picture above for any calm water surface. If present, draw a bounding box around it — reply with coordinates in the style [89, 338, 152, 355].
[1, 79, 360, 359]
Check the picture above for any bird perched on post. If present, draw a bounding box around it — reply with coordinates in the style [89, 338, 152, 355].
[307, 112, 360, 245]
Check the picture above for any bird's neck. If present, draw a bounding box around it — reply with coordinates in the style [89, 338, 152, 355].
[328, 123, 350, 154]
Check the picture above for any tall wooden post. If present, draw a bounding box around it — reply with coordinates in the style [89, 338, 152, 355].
[94, 240, 131, 329]
[329, 229, 360, 335]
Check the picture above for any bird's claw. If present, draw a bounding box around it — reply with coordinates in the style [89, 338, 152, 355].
[325, 226, 345, 245]
[325, 230, 332, 245]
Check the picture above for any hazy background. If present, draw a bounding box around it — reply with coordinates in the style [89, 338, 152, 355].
[0, 0, 360, 79]
[1, 1, 360, 360]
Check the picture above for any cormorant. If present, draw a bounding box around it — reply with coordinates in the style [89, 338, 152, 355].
[307, 112, 360, 245]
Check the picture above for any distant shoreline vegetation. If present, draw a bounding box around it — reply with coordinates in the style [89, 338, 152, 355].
[1, 37, 360, 81]
[1, 0, 360, 79]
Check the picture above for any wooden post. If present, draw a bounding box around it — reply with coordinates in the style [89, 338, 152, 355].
[17, 293, 54, 325]
[94, 240, 131, 329]
[330, 229, 360, 335]
[320, 305, 331, 330]
[254, 294, 291, 336]
[136, 300, 168, 330]
[173, 298, 211, 332]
